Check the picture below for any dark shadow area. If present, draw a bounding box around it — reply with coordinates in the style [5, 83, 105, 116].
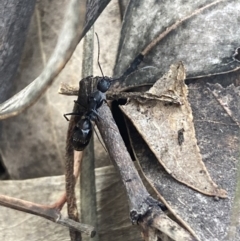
[0, 154, 9, 180]
[111, 99, 135, 161]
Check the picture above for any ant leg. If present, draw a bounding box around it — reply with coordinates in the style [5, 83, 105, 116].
[93, 126, 108, 153]
[91, 109, 110, 123]
[101, 99, 111, 109]
[64, 100, 87, 121]
[63, 112, 82, 121]
[120, 53, 144, 79]
[74, 100, 86, 108]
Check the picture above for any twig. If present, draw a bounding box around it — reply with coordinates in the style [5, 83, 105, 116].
[58, 83, 79, 95]
[0, 194, 95, 237]
[64, 78, 96, 241]
[141, 206, 197, 241]
[52, 151, 82, 211]
[80, 27, 99, 241]
[65, 130, 82, 240]
[96, 102, 197, 240]
[96, 102, 157, 219]
[58, 83, 182, 105]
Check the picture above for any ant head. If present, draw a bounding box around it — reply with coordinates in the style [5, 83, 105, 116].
[97, 77, 112, 93]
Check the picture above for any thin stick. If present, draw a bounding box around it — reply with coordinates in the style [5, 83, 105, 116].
[59, 83, 79, 95]
[0, 194, 95, 237]
[65, 130, 81, 241]
[93, 126, 107, 152]
[81, 26, 99, 241]
[52, 151, 83, 211]
[65, 94, 85, 241]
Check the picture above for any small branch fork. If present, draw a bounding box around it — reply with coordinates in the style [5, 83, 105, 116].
[0, 195, 95, 238]
[0, 152, 95, 238]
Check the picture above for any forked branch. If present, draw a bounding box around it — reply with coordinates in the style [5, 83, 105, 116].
[0, 151, 90, 237]
[0, 194, 95, 237]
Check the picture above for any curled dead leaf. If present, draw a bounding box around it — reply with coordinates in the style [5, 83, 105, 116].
[121, 62, 227, 198]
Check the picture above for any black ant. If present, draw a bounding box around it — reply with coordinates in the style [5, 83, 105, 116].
[64, 33, 144, 151]
[64, 33, 115, 151]
[64, 77, 113, 151]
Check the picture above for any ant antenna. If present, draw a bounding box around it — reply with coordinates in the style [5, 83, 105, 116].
[95, 32, 121, 83]
[95, 32, 105, 78]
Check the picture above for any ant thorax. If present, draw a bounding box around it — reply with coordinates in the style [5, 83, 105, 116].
[88, 90, 106, 111]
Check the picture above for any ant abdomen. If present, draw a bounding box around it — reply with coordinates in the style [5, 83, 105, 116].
[72, 118, 93, 151]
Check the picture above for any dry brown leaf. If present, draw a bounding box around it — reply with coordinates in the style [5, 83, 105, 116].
[120, 62, 226, 197]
